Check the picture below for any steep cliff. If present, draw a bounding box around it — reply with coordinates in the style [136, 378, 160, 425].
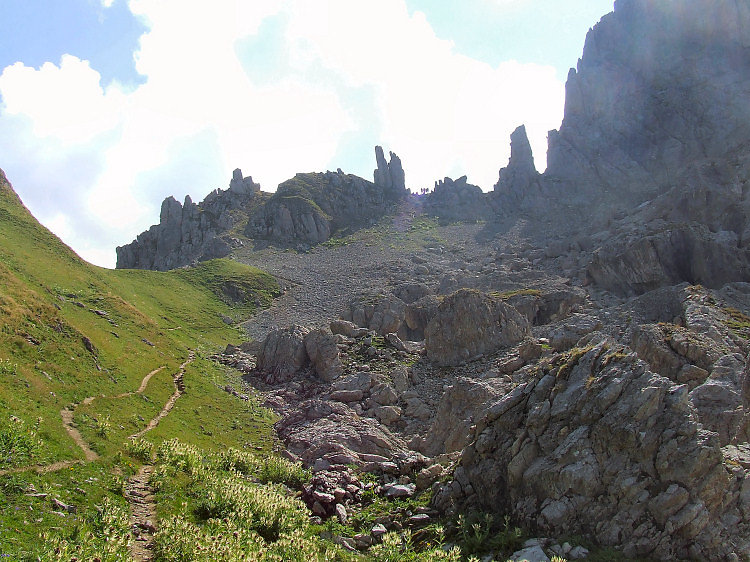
[115, 170, 258, 270]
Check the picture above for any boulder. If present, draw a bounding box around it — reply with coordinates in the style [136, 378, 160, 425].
[425, 289, 530, 366]
[343, 293, 407, 337]
[304, 328, 343, 382]
[256, 325, 309, 383]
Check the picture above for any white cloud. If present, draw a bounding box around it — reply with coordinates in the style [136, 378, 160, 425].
[0, 0, 566, 268]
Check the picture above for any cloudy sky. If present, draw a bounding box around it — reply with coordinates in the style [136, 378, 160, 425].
[0, 0, 613, 268]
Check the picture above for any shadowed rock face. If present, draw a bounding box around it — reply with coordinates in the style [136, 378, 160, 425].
[425, 176, 490, 223]
[374, 146, 406, 192]
[524, 0, 750, 295]
[547, 0, 750, 211]
[115, 182, 253, 270]
[246, 168, 406, 246]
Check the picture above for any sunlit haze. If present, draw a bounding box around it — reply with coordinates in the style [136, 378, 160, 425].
[0, 0, 614, 267]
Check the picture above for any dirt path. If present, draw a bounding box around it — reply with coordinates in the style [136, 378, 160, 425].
[124, 353, 194, 561]
[125, 464, 157, 561]
[0, 364, 166, 476]
[0, 459, 82, 477]
[60, 407, 99, 462]
[129, 352, 193, 440]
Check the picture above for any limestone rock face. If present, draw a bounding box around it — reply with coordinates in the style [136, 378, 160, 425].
[425, 289, 530, 366]
[421, 377, 510, 457]
[246, 169, 405, 246]
[425, 176, 489, 223]
[629, 285, 750, 445]
[116, 170, 255, 270]
[492, 125, 546, 215]
[256, 325, 310, 383]
[119, 149, 408, 269]
[304, 328, 343, 382]
[587, 224, 750, 296]
[229, 168, 260, 195]
[373, 146, 406, 192]
[547, 0, 750, 213]
[434, 341, 748, 560]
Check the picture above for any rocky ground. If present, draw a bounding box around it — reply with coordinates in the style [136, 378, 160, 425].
[217, 204, 750, 560]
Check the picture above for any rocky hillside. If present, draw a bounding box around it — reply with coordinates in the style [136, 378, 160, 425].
[491, 0, 750, 296]
[211, 1, 750, 559]
[116, 147, 407, 270]
[9, 0, 750, 560]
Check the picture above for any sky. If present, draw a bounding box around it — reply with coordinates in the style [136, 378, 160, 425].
[0, 0, 614, 268]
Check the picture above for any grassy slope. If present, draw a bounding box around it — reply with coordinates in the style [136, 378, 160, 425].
[0, 170, 280, 558]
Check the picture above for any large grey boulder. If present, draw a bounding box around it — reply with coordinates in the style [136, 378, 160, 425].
[343, 293, 407, 338]
[425, 289, 530, 366]
[304, 328, 343, 382]
[256, 325, 310, 383]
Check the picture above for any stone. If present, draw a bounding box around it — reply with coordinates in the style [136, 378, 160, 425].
[433, 341, 746, 560]
[422, 377, 510, 457]
[116, 169, 255, 270]
[492, 125, 544, 215]
[385, 332, 407, 352]
[568, 546, 589, 559]
[330, 390, 364, 403]
[344, 293, 407, 337]
[332, 372, 372, 393]
[371, 523, 387, 538]
[335, 503, 348, 525]
[372, 405, 401, 426]
[229, 168, 260, 195]
[374, 146, 406, 192]
[510, 545, 550, 562]
[371, 384, 399, 406]
[305, 328, 343, 382]
[425, 289, 530, 367]
[256, 325, 309, 383]
[425, 176, 490, 223]
[383, 483, 416, 498]
[330, 320, 369, 338]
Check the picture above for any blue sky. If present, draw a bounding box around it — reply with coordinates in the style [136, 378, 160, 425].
[0, 0, 613, 267]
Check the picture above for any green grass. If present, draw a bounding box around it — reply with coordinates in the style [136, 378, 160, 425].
[0, 170, 282, 557]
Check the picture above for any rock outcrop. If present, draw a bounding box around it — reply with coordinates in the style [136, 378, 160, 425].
[118, 149, 408, 269]
[424, 289, 530, 366]
[424, 176, 489, 223]
[491, 125, 546, 215]
[246, 168, 406, 246]
[539, 0, 750, 293]
[434, 341, 748, 560]
[116, 169, 257, 270]
[373, 146, 406, 192]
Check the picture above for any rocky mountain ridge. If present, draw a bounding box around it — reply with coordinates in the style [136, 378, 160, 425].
[116, 147, 408, 270]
